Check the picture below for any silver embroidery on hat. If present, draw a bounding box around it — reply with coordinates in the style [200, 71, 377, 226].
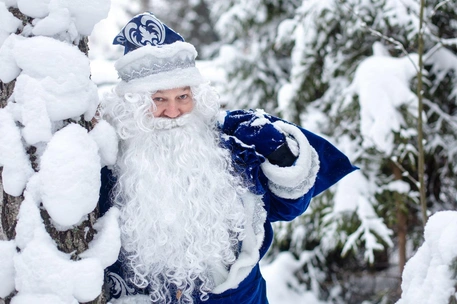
[118, 53, 196, 82]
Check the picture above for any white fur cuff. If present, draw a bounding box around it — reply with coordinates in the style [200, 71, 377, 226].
[260, 121, 320, 199]
[115, 67, 205, 95]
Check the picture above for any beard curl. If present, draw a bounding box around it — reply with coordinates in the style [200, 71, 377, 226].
[100, 82, 220, 139]
[111, 113, 248, 303]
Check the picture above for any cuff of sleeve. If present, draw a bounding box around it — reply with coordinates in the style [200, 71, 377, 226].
[260, 121, 320, 199]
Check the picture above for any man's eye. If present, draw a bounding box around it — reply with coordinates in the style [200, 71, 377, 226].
[153, 97, 164, 102]
[179, 94, 188, 100]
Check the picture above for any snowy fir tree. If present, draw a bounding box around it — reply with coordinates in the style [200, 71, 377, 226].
[0, 1, 121, 303]
[208, 0, 295, 112]
[209, 0, 457, 303]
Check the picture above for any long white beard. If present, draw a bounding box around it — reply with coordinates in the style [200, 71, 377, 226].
[112, 113, 248, 303]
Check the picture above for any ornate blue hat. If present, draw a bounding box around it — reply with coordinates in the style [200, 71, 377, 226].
[113, 12, 205, 95]
[113, 12, 185, 55]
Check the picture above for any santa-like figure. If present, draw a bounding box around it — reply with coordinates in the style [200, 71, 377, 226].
[99, 12, 356, 304]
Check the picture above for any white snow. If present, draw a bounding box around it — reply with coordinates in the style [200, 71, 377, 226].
[0, 34, 21, 83]
[0, 108, 34, 196]
[11, 293, 78, 304]
[14, 228, 104, 303]
[14, 75, 53, 144]
[427, 47, 457, 98]
[90, 59, 118, 85]
[17, 0, 110, 37]
[79, 207, 121, 268]
[0, 35, 99, 122]
[61, 0, 111, 36]
[87, 0, 131, 61]
[0, 0, 18, 8]
[14, 175, 43, 250]
[0, 240, 16, 298]
[324, 170, 393, 263]
[0, 2, 21, 47]
[385, 180, 410, 194]
[348, 45, 418, 155]
[32, 7, 71, 36]
[261, 252, 327, 304]
[13, 178, 109, 303]
[39, 124, 101, 227]
[16, 0, 50, 18]
[89, 120, 119, 167]
[277, 82, 295, 119]
[396, 211, 457, 304]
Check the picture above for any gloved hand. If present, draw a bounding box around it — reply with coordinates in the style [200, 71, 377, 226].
[226, 110, 286, 158]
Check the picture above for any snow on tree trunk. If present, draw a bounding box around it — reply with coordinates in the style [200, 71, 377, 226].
[0, 78, 18, 243]
[0, 3, 119, 304]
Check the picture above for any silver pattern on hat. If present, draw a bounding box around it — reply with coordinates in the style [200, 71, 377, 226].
[117, 52, 196, 82]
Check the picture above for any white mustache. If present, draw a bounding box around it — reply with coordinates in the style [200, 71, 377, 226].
[150, 113, 192, 130]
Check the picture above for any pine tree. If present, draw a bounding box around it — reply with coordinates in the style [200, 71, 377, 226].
[210, 0, 457, 303]
[208, 0, 297, 111]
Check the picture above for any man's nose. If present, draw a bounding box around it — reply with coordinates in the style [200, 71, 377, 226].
[163, 101, 180, 118]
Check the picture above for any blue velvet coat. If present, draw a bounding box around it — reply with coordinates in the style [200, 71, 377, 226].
[99, 110, 356, 303]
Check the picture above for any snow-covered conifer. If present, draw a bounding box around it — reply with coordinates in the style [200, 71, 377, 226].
[210, 0, 457, 303]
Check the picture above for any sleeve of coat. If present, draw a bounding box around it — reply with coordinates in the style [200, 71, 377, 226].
[219, 110, 357, 222]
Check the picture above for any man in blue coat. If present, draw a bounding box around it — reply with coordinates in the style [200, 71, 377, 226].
[99, 12, 355, 304]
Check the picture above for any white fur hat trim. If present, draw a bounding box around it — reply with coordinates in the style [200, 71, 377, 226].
[114, 41, 205, 94]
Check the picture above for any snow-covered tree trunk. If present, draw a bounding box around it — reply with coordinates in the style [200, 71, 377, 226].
[0, 184, 4, 304]
[1, 20, 21, 239]
[0, 10, 104, 304]
[0, 3, 119, 304]
[0, 10, 24, 303]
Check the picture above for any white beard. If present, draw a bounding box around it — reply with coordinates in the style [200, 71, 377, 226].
[112, 112, 248, 303]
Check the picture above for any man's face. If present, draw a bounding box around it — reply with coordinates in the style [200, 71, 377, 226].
[151, 87, 194, 118]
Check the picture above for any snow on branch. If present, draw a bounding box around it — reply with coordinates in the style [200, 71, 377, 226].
[0, 108, 34, 196]
[326, 171, 393, 264]
[346, 43, 418, 155]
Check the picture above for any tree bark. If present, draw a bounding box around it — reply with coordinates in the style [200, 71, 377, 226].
[392, 162, 407, 296]
[0, 174, 22, 241]
[417, 0, 428, 227]
[0, 181, 5, 241]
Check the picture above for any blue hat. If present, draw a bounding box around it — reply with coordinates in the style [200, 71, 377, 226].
[113, 12, 205, 95]
[113, 12, 185, 55]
